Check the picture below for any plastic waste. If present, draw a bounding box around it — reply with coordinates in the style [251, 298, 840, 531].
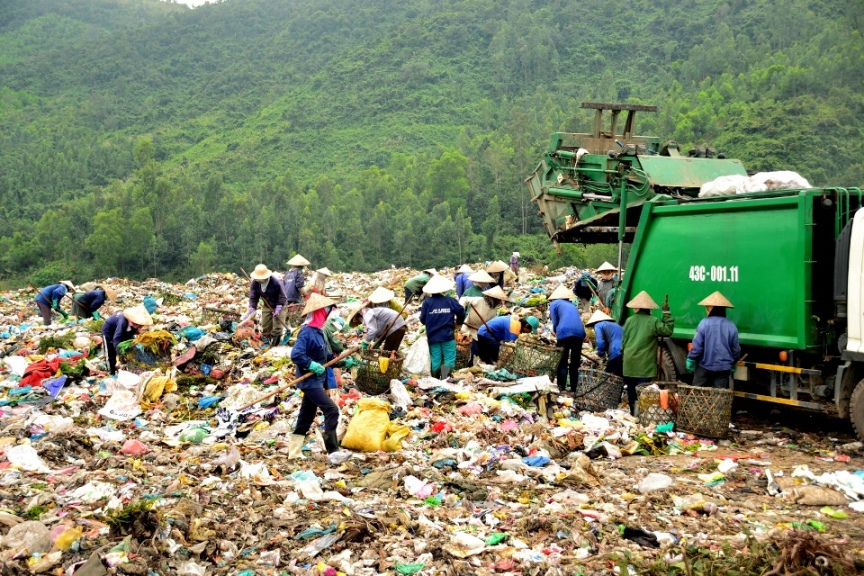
[119, 439, 149, 455]
[2, 520, 53, 553]
[179, 427, 209, 444]
[53, 526, 84, 551]
[638, 473, 673, 494]
[6, 444, 52, 473]
[340, 398, 391, 452]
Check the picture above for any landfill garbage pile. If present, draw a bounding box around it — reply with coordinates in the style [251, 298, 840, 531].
[0, 267, 863, 575]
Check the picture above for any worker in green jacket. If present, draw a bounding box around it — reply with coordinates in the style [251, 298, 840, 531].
[621, 291, 674, 416]
[403, 269, 436, 304]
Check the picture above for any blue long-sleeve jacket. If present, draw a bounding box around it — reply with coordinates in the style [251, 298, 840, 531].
[101, 312, 134, 350]
[249, 278, 287, 310]
[290, 325, 334, 390]
[594, 320, 623, 360]
[455, 274, 474, 298]
[549, 299, 586, 341]
[477, 315, 517, 342]
[281, 268, 305, 303]
[420, 294, 466, 344]
[76, 289, 107, 313]
[688, 315, 741, 371]
[35, 284, 68, 307]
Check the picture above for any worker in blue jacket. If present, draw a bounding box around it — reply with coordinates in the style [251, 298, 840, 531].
[585, 310, 623, 376]
[282, 254, 308, 304]
[288, 293, 341, 459]
[548, 285, 587, 393]
[240, 264, 287, 344]
[34, 281, 76, 326]
[72, 286, 116, 320]
[454, 265, 474, 298]
[419, 275, 466, 380]
[687, 291, 741, 388]
[475, 315, 536, 364]
[101, 305, 153, 375]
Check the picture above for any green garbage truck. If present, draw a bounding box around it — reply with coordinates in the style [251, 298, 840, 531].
[526, 102, 864, 438]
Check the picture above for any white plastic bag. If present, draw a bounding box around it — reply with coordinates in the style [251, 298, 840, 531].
[389, 379, 413, 411]
[403, 336, 430, 376]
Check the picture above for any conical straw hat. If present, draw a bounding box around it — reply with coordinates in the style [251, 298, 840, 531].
[316, 267, 332, 276]
[347, 302, 367, 324]
[457, 264, 473, 274]
[123, 305, 153, 326]
[482, 285, 511, 302]
[486, 261, 508, 273]
[548, 285, 577, 301]
[301, 293, 336, 316]
[250, 264, 272, 280]
[585, 309, 614, 326]
[368, 286, 396, 304]
[59, 280, 77, 292]
[422, 274, 455, 295]
[287, 254, 310, 266]
[698, 291, 734, 308]
[468, 270, 495, 283]
[103, 287, 118, 302]
[626, 291, 659, 310]
[422, 268, 437, 276]
[596, 261, 618, 273]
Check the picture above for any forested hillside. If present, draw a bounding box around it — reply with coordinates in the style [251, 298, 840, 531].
[1, 0, 863, 284]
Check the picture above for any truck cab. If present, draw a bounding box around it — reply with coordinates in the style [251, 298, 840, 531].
[527, 103, 864, 439]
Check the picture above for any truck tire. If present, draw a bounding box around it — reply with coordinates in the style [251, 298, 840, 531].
[656, 346, 677, 383]
[850, 379, 864, 441]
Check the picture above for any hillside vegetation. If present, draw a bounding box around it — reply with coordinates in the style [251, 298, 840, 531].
[1, 0, 862, 284]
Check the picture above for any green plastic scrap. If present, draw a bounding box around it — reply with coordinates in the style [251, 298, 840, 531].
[820, 507, 848, 519]
[484, 368, 518, 381]
[485, 532, 509, 546]
[395, 563, 425, 575]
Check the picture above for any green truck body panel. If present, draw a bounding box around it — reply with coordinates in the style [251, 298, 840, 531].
[636, 156, 747, 188]
[615, 193, 815, 350]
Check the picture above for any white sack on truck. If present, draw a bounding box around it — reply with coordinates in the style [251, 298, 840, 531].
[699, 171, 812, 198]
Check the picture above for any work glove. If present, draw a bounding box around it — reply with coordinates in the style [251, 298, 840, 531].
[59, 310, 69, 320]
[274, 305, 283, 316]
[240, 306, 256, 325]
[730, 363, 738, 374]
[52, 299, 59, 309]
[308, 361, 325, 376]
[662, 299, 670, 313]
[685, 358, 696, 373]
[361, 341, 369, 350]
[93, 311, 101, 321]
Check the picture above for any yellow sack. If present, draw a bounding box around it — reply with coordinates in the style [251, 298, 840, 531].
[341, 398, 392, 452]
[382, 421, 410, 452]
[142, 375, 177, 403]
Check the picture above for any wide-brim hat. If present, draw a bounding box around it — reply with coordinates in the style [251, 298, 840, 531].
[486, 261, 508, 273]
[368, 286, 396, 304]
[287, 254, 310, 267]
[482, 285, 511, 302]
[596, 261, 618, 273]
[585, 309, 614, 326]
[524, 316, 539, 331]
[468, 270, 495, 284]
[512, 252, 520, 257]
[250, 264, 272, 280]
[316, 267, 332, 276]
[422, 268, 437, 276]
[123, 305, 153, 326]
[301, 293, 336, 316]
[626, 291, 659, 310]
[548, 285, 577, 301]
[698, 291, 734, 308]
[422, 274, 455, 295]
[103, 287, 118, 302]
[457, 264, 473, 274]
[59, 281, 77, 292]
[347, 302, 367, 324]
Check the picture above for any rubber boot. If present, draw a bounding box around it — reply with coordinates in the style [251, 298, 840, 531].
[288, 434, 306, 459]
[431, 369, 441, 379]
[440, 365, 452, 380]
[322, 430, 340, 454]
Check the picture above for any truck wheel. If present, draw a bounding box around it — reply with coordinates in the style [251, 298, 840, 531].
[850, 379, 864, 441]
[656, 347, 677, 383]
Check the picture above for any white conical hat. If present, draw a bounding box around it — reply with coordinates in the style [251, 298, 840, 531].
[250, 264, 272, 280]
[422, 274, 455, 295]
[367, 286, 396, 304]
[482, 285, 511, 302]
[548, 285, 577, 301]
[698, 291, 734, 308]
[596, 261, 618, 273]
[316, 267, 332, 276]
[59, 280, 77, 292]
[287, 254, 310, 266]
[457, 264, 473, 274]
[347, 302, 367, 324]
[486, 261, 508, 273]
[301, 293, 336, 315]
[626, 291, 659, 310]
[585, 309, 614, 326]
[123, 305, 153, 326]
[468, 270, 495, 283]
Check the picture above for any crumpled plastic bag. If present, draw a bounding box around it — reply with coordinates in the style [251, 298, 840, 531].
[5, 445, 52, 473]
[403, 336, 430, 376]
[389, 379, 413, 411]
[382, 421, 411, 452]
[699, 170, 812, 197]
[444, 532, 486, 558]
[341, 398, 392, 452]
[142, 375, 177, 403]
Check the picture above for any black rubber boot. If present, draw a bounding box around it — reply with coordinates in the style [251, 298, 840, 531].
[431, 369, 441, 379]
[323, 430, 340, 454]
